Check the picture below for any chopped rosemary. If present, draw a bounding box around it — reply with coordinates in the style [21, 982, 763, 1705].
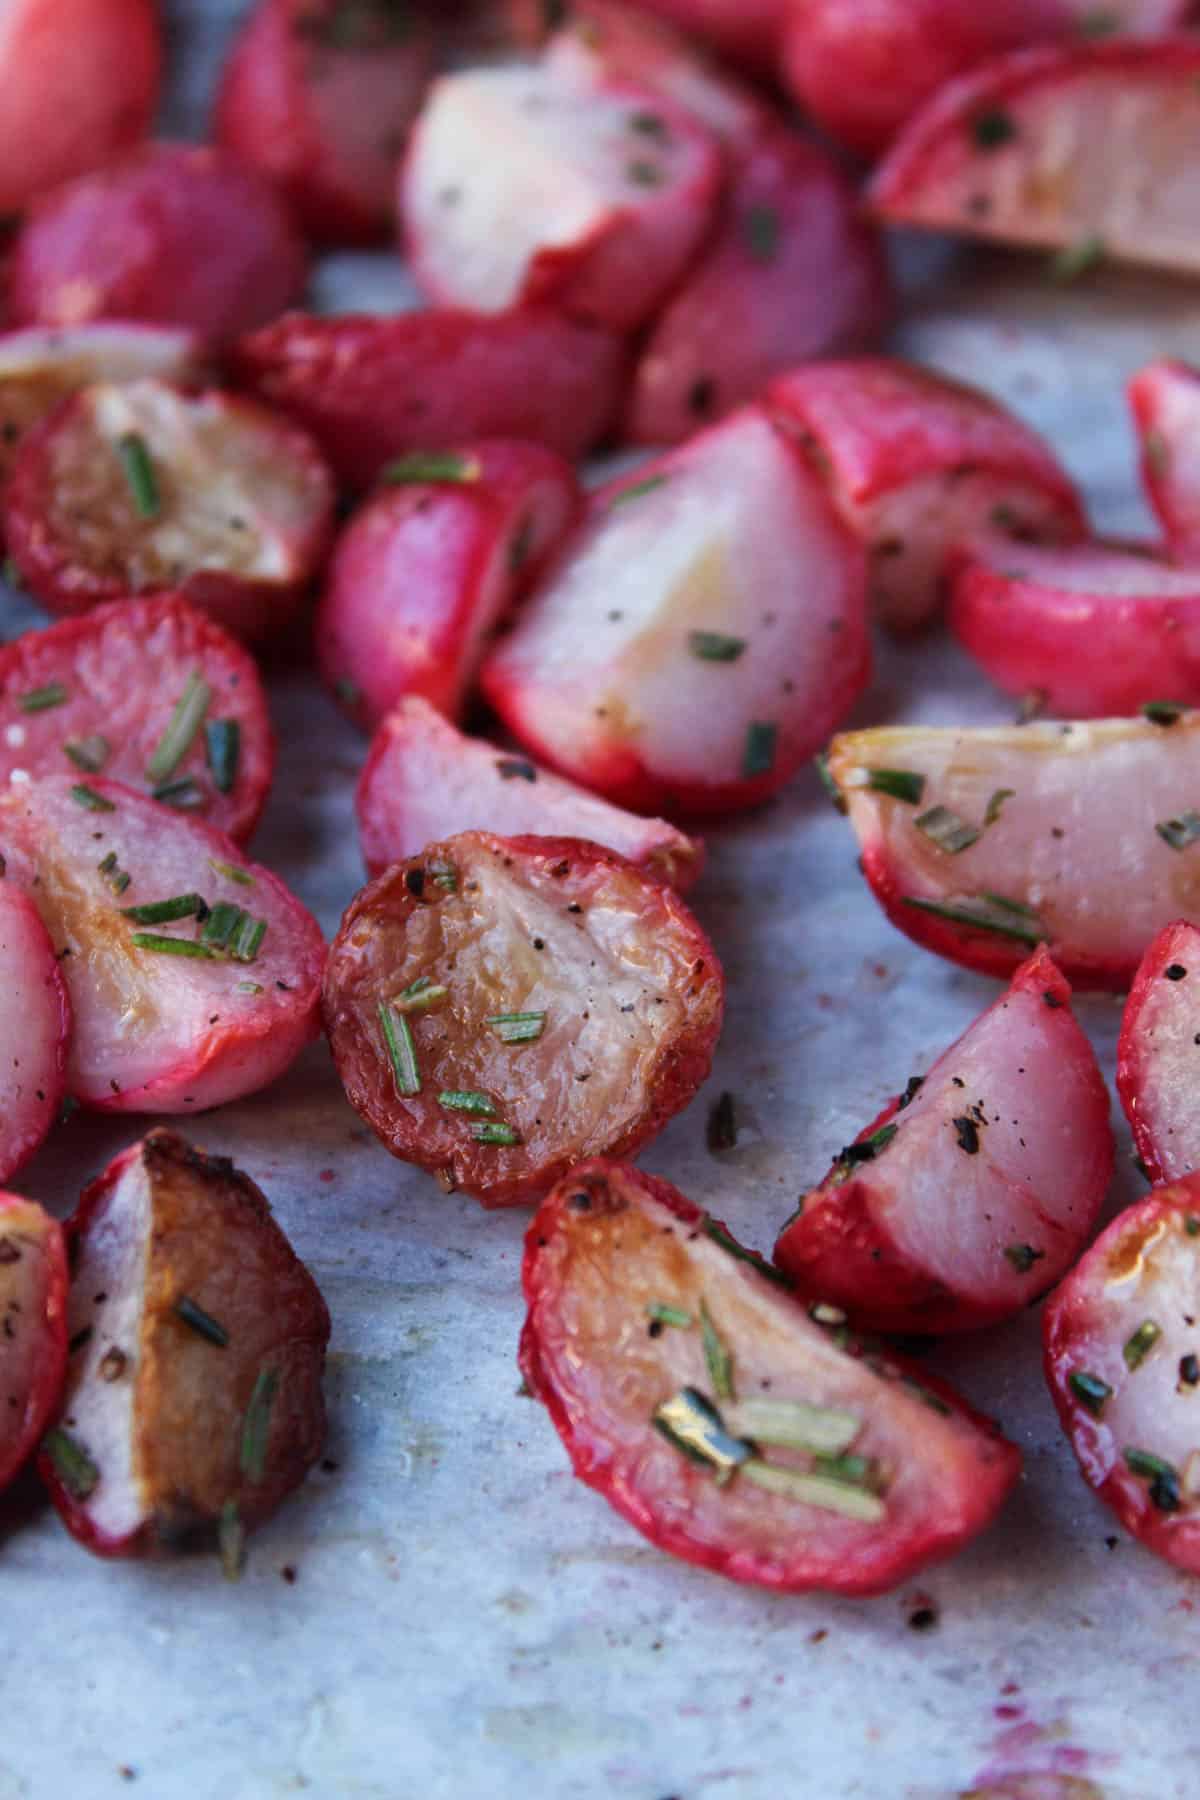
[379, 1003, 421, 1097]
[122, 892, 207, 925]
[970, 108, 1017, 150]
[1004, 1243, 1044, 1275]
[381, 451, 481, 484]
[393, 977, 449, 1014]
[496, 757, 537, 782]
[653, 1387, 752, 1478]
[209, 858, 254, 887]
[218, 1498, 245, 1582]
[437, 1090, 496, 1116]
[1124, 1447, 1181, 1512]
[153, 775, 205, 810]
[837, 1122, 898, 1171]
[1143, 701, 1185, 727]
[473, 1122, 521, 1146]
[230, 913, 266, 963]
[742, 203, 780, 261]
[813, 1452, 880, 1491]
[236, 980, 263, 994]
[743, 721, 778, 779]
[130, 932, 216, 958]
[688, 631, 747, 663]
[702, 1217, 794, 1287]
[202, 900, 243, 947]
[1068, 1370, 1112, 1416]
[706, 1090, 737, 1153]
[865, 768, 925, 805]
[646, 1302, 693, 1330]
[487, 1011, 545, 1043]
[699, 1300, 734, 1401]
[146, 672, 212, 784]
[240, 1367, 279, 1483]
[116, 432, 161, 519]
[430, 863, 457, 891]
[42, 1427, 99, 1500]
[740, 1459, 885, 1521]
[916, 805, 980, 854]
[1124, 1320, 1162, 1370]
[1188, 1217, 1200, 1237]
[1157, 811, 1200, 852]
[175, 1295, 229, 1347]
[722, 1397, 860, 1456]
[97, 850, 131, 895]
[205, 720, 241, 794]
[984, 787, 1015, 826]
[65, 734, 110, 773]
[1049, 234, 1105, 284]
[17, 681, 67, 712]
[814, 753, 847, 813]
[70, 783, 115, 812]
[612, 474, 669, 508]
[901, 894, 1042, 946]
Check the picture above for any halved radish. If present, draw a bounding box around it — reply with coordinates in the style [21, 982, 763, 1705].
[1118, 920, 1200, 1185]
[40, 1129, 328, 1560]
[482, 405, 870, 817]
[0, 1197, 67, 1493]
[0, 597, 274, 843]
[949, 533, 1200, 716]
[1129, 360, 1200, 565]
[766, 358, 1086, 632]
[322, 831, 724, 1207]
[215, 0, 438, 245]
[399, 62, 722, 331]
[357, 697, 703, 889]
[594, 0, 789, 70]
[0, 884, 71, 1182]
[0, 776, 325, 1114]
[1044, 1171, 1200, 1574]
[869, 40, 1200, 278]
[231, 308, 628, 487]
[775, 947, 1114, 1333]
[827, 715, 1200, 990]
[3, 379, 335, 646]
[522, 1160, 1021, 1594]
[316, 440, 580, 731]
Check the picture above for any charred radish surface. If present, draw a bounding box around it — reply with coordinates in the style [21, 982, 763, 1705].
[0, 884, 70, 1181]
[0, 1197, 67, 1492]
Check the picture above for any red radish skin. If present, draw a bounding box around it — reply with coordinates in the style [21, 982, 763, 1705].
[0, 0, 161, 217]
[1118, 921, 1200, 1186]
[0, 1197, 67, 1493]
[356, 697, 703, 889]
[9, 143, 308, 350]
[869, 40, 1200, 278]
[775, 948, 1114, 1334]
[230, 309, 628, 487]
[1129, 360, 1200, 565]
[2, 380, 335, 647]
[322, 832, 724, 1207]
[482, 406, 871, 817]
[767, 358, 1086, 632]
[0, 777, 326, 1115]
[521, 1160, 1022, 1594]
[0, 889, 71, 1183]
[0, 598, 275, 844]
[316, 441, 581, 731]
[1044, 1172, 1200, 1575]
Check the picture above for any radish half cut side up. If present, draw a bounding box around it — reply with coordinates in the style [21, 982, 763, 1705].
[521, 1160, 1022, 1594]
[1118, 921, 1200, 1186]
[1129, 360, 1200, 566]
[0, 884, 70, 1182]
[0, 1196, 67, 1492]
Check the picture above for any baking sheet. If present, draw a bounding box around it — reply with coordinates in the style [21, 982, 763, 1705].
[6, 9, 1200, 1797]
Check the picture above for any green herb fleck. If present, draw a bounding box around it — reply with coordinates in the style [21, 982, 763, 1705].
[70, 783, 114, 812]
[742, 204, 780, 261]
[1005, 1243, 1044, 1275]
[473, 1122, 522, 1146]
[218, 1498, 245, 1582]
[901, 894, 1043, 947]
[381, 451, 481, 485]
[1157, 811, 1200, 852]
[379, 1003, 421, 1097]
[175, 1295, 229, 1347]
[153, 775, 205, 810]
[688, 631, 747, 663]
[43, 1427, 99, 1499]
[17, 682, 67, 713]
[971, 108, 1017, 150]
[916, 805, 980, 854]
[393, 977, 449, 1015]
[487, 1011, 546, 1043]
[116, 432, 161, 519]
[703, 1217, 793, 1288]
[1142, 700, 1185, 727]
[122, 892, 206, 925]
[1187, 1217, 1200, 1237]
[723, 1396, 861, 1456]
[699, 1300, 734, 1401]
[814, 752, 847, 813]
[1068, 1370, 1112, 1416]
[837, 1122, 898, 1172]
[1124, 1446, 1181, 1512]
[1124, 1320, 1162, 1370]
[743, 721, 777, 779]
[438, 1090, 496, 1116]
[205, 720, 240, 794]
[646, 1302, 693, 1330]
[984, 787, 1015, 826]
[209, 859, 254, 887]
[146, 671, 212, 784]
[230, 913, 266, 963]
[97, 850, 131, 895]
[496, 757, 537, 782]
[740, 1459, 885, 1519]
[65, 734, 110, 773]
[612, 474, 668, 508]
[1049, 234, 1105, 284]
[865, 768, 925, 805]
[130, 932, 216, 959]
[240, 1367, 279, 1483]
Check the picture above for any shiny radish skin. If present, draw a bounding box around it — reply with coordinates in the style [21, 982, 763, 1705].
[230, 309, 628, 488]
[0, 1198, 67, 1493]
[1129, 360, 1200, 564]
[322, 832, 724, 1207]
[9, 143, 307, 350]
[0, 890, 71, 1184]
[40, 1130, 328, 1558]
[356, 697, 703, 890]
[869, 40, 1200, 278]
[521, 1160, 1022, 1594]
[2, 380, 335, 647]
[827, 717, 1200, 991]
[949, 533, 1200, 716]
[1117, 921, 1200, 1186]
[775, 947, 1114, 1334]
[766, 357, 1086, 632]
[482, 406, 871, 818]
[1044, 1172, 1200, 1575]
[0, 776, 326, 1115]
[215, 0, 437, 245]
[0, 597, 275, 844]
[316, 440, 581, 732]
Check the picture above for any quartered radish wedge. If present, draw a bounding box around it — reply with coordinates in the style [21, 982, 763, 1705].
[0, 776, 325, 1114]
[766, 357, 1085, 632]
[1118, 921, 1200, 1185]
[322, 831, 724, 1207]
[1044, 1171, 1200, 1575]
[3, 378, 335, 646]
[0, 597, 274, 843]
[775, 947, 1114, 1334]
[869, 40, 1200, 278]
[40, 1129, 329, 1560]
[1129, 360, 1200, 565]
[949, 533, 1200, 716]
[0, 1197, 67, 1493]
[481, 405, 871, 817]
[0, 884, 70, 1182]
[521, 1160, 1022, 1594]
[316, 440, 580, 731]
[827, 714, 1200, 990]
[356, 697, 703, 890]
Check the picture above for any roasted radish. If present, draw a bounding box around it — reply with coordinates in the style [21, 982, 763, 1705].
[3, 379, 335, 646]
[597, 0, 788, 70]
[0, 1197, 67, 1493]
[1129, 360, 1200, 565]
[521, 1160, 1022, 1593]
[1044, 1171, 1200, 1575]
[766, 358, 1085, 632]
[1118, 921, 1200, 1185]
[0, 777, 325, 1114]
[775, 947, 1114, 1333]
[316, 441, 580, 731]
[41, 1129, 328, 1560]
[482, 406, 870, 816]
[322, 831, 724, 1207]
[0, 887, 70, 1182]
[356, 697, 703, 889]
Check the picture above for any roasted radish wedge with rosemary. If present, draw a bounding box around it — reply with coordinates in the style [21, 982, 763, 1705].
[3, 379, 334, 647]
[0, 1197, 67, 1493]
[356, 698, 703, 890]
[1129, 360, 1200, 566]
[0, 776, 325, 1114]
[40, 1129, 329, 1563]
[775, 947, 1113, 1333]
[1118, 921, 1200, 1185]
[316, 441, 580, 731]
[826, 715, 1200, 990]
[322, 832, 724, 1207]
[0, 598, 274, 843]
[482, 405, 870, 816]
[520, 1160, 1022, 1594]
[0, 884, 70, 1182]
[766, 358, 1084, 633]
[1044, 1171, 1200, 1575]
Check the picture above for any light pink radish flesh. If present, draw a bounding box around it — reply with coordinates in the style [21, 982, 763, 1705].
[0, 884, 68, 1180]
